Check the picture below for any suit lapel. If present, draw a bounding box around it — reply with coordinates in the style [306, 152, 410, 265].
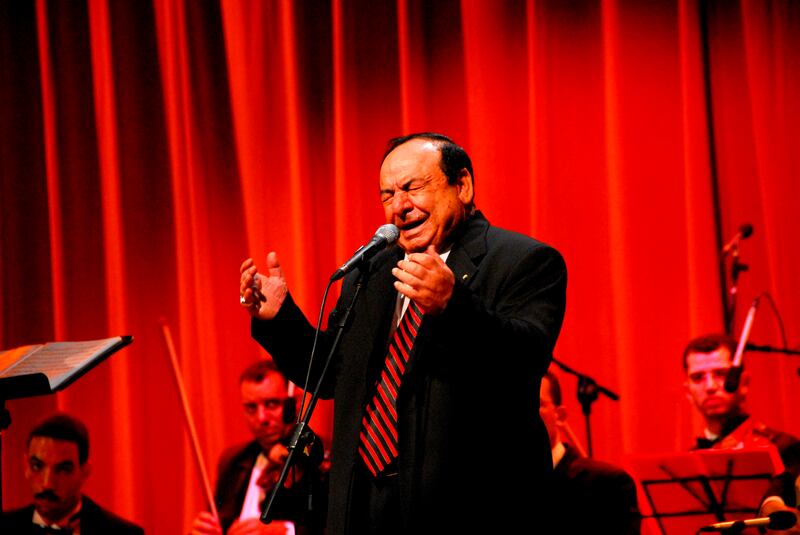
[217, 442, 260, 528]
[445, 212, 488, 286]
[77, 496, 100, 531]
[232, 443, 260, 512]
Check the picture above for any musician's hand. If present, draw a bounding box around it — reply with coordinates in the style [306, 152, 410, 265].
[239, 253, 287, 320]
[227, 518, 294, 535]
[258, 442, 306, 490]
[189, 511, 222, 535]
[267, 442, 289, 466]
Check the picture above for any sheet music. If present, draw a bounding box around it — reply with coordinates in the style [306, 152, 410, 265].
[0, 337, 122, 387]
[0, 344, 40, 374]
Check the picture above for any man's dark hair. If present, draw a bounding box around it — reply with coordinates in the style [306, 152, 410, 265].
[542, 371, 563, 407]
[239, 359, 285, 385]
[28, 413, 90, 465]
[682, 333, 738, 370]
[383, 132, 475, 186]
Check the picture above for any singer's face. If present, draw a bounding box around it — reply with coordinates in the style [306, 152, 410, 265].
[25, 437, 89, 524]
[380, 139, 474, 253]
[241, 374, 291, 451]
[685, 348, 748, 420]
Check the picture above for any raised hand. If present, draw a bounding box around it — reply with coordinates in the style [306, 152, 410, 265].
[239, 252, 288, 320]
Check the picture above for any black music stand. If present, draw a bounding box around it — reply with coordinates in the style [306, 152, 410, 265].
[629, 447, 783, 535]
[0, 335, 133, 510]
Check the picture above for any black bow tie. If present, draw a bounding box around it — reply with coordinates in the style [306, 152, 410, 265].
[696, 437, 716, 449]
[33, 524, 73, 535]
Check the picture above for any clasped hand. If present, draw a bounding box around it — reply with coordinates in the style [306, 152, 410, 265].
[392, 245, 454, 315]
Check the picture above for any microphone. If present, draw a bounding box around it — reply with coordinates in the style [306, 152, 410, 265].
[330, 224, 400, 282]
[721, 223, 753, 256]
[724, 296, 761, 393]
[698, 510, 797, 532]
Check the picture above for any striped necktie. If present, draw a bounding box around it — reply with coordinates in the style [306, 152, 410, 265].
[358, 299, 423, 476]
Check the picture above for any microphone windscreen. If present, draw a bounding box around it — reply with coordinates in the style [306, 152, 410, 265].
[376, 224, 400, 243]
[723, 366, 743, 393]
[739, 223, 753, 239]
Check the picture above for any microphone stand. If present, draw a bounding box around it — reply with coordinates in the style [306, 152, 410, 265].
[745, 343, 800, 356]
[745, 343, 800, 378]
[551, 357, 619, 458]
[724, 242, 748, 336]
[261, 269, 367, 524]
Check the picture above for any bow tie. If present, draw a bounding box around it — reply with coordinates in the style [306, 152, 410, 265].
[695, 437, 716, 449]
[33, 525, 73, 535]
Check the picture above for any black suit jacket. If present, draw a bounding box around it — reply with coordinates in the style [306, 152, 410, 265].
[1, 495, 144, 534]
[215, 441, 261, 532]
[254, 212, 568, 534]
[552, 445, 641, 535]
[215, 440, 326, 534]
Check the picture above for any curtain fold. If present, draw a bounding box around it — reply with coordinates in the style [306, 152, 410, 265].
[2, 1, 798, 533]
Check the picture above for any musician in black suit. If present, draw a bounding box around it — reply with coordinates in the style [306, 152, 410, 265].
[1, 413, 143, 534]
[239, 133, 568, 534]
[540, 371, 641, 535]
[190, 360, 326, 535]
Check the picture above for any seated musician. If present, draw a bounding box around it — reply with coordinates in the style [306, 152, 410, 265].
[540, 370, 641, 535]
[683, 333, 800, 467]
[2, 413, 144, 534]
[190, 360, 327, 535]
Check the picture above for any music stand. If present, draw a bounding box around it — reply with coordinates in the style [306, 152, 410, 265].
[628, 447, 783, 535]
[0, 335, 133, 510]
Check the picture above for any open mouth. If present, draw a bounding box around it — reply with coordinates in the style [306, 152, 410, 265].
[399, 218, 425, 232]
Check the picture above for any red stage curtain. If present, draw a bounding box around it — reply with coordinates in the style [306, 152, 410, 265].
[1, 1, 798, 533]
